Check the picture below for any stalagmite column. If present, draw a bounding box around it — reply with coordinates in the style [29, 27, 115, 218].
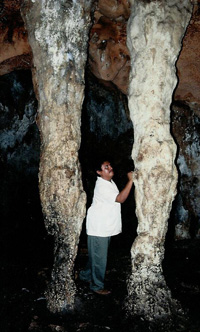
[126, 0, 193, 320]
[21, 0, 92, 313]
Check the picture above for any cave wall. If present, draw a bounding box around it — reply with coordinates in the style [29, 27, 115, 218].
[0, 0, 32, 75]
[175, 4, 200, 107]
[0, 70, 45, 260]
[172, 102, 200, 239]
[0, 70, 39, 217]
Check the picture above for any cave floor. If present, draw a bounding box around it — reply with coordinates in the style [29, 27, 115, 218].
[1, 235, 200, 332]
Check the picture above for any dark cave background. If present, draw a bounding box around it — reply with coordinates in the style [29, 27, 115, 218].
[0, 70, 200, 331]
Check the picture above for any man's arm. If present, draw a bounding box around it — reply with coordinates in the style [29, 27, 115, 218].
[115, 172, 133, 203]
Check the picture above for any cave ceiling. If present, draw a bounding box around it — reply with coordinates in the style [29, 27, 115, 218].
[0, 0, 200, 109]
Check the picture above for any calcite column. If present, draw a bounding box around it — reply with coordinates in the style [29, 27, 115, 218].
[21, 0, 92, 313]
[126, 0, 193, 320]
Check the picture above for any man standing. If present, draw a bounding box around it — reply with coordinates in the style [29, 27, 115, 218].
[80, 160, 133, 295]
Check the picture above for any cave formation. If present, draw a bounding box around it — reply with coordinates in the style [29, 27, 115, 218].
[126, 0, 193, 319]
[0, 0, 200, 328]
[21, 0, 93, 313]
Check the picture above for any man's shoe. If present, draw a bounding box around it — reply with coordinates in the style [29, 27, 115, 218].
[94, 289, 111, 295]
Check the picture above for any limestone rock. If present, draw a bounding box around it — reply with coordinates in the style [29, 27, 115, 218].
[172, 102, 200, 239]
[21, 0, 92, 313]
[0, 0, 32, 75]
[126, 0, 193, 320]
[97, 0, 131, 20]
[175, 4, 200, 107]
[89, 15, 130, 94]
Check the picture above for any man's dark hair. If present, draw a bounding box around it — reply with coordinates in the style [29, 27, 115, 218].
[94, 157, 113, 173]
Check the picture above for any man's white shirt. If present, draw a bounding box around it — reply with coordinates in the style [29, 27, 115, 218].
[86, 177, 122, 237]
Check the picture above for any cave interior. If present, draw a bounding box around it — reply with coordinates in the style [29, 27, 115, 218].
[0, 1, 200, 331]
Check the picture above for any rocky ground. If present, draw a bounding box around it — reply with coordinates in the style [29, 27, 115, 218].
[1, 225, 200, 332]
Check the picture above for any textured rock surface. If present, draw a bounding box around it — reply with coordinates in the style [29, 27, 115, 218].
[172, 102, 200, 239]
[126, 0, 193, 320]
[21, 0, 92, 313]
[97, 0, 130, 20]
[89, 3, 130, 94]
[0, 70, 40, 223]
[175, 4, 200, 107]
[0, 0, 32, 75]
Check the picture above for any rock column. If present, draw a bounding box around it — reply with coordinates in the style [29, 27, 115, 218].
[21, 0, 92, 313]
[126, 0, 193, 319]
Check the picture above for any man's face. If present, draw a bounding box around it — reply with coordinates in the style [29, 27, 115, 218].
[97, 161, 114, 181]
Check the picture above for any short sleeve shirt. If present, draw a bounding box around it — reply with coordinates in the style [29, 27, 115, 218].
[86, 177, 122, 237]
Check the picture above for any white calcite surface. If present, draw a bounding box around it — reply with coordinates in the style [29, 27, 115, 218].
[21, 0, 92, 313]
[126, 0, 193, 320]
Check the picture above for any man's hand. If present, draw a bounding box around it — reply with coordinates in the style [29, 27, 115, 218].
[127, 171, 134, 182]
[116, 172, 133, 203]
